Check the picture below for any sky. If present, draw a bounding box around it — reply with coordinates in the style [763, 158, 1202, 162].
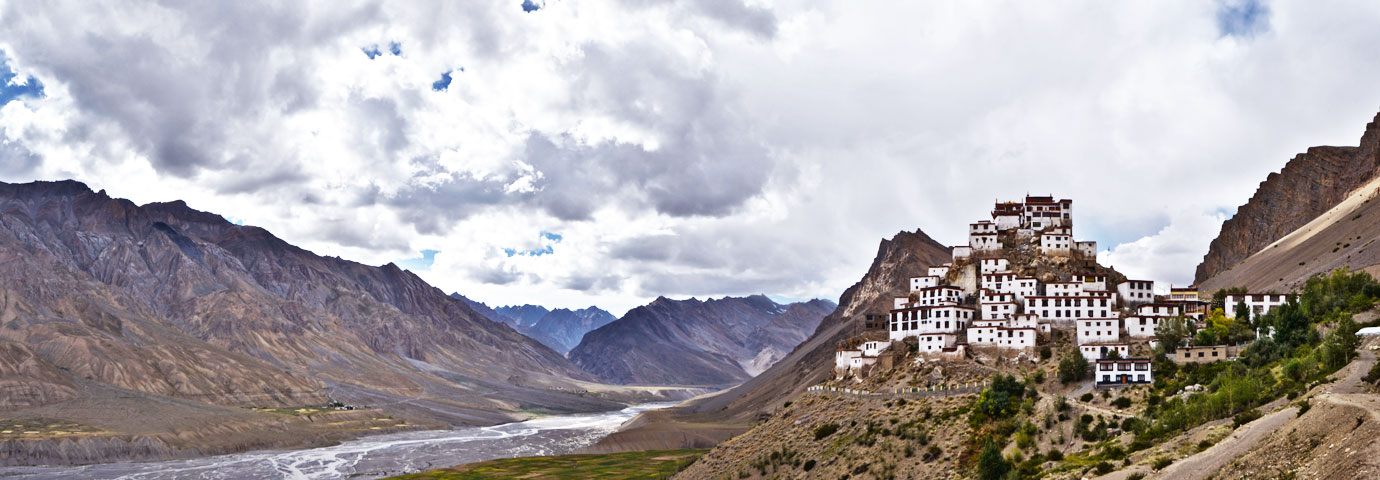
[2, 0, 1380, 316]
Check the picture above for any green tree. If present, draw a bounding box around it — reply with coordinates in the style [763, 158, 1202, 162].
[1234, 301, 1252, 327]
[1156, 315, 1194, 352]
[1059, 352, 1089, 384]
[977, 440, 1010, 480]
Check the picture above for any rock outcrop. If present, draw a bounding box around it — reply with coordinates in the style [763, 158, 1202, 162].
[1196, 112, 1380, 284]
[569, 296, 834, 386]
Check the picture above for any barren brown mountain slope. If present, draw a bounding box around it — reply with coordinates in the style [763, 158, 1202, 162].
[583, 229, 951, 452]
[0, 180, 659, 464]
[1196, 111, 1380, 285]
[1199, 173, 1380, 293]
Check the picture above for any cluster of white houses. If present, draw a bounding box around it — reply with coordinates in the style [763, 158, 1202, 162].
[835, 195, 1296, 388]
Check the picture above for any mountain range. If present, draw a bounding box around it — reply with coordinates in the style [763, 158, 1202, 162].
[568, 295, 835, 386]
[449, 295, 617, 355]
[0, 180, 648, 463]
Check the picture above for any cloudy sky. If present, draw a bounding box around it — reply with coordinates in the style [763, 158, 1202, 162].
[2, 0, 1379, 315]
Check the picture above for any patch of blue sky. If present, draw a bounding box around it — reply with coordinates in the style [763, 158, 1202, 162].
[432, 71, 452, 91]
[396, 249, 439, 271]
[0, 53, 45, 105]
[1216, 0, 1269, 38]
[521, 0, 543, 13]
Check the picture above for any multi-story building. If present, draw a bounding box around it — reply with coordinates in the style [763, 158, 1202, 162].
[1095, 358, 1153, 387]
[1223, 293, 1289, 320]
[888, 305, 975, 341]
[1076, 318, 1121, 344]
[928, 264, 952, 278]
[1073, 274, 1108, 292]
[1026, 295, 1116, 322]
[1079, 343, 1129, 361]
[1117, 279, 1155, 306]
[909, 275, 940, 291]
[1040, 232, 1072, 255]
[912, 286, 963, 307]
[1023, 195, 1073, 229]
[980, 258, 1010, 274]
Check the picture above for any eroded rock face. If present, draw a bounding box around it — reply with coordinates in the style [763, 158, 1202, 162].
[0, 180, 596, 413]
[568, 296, 835, 386]
[1196, 112, 1380, 285]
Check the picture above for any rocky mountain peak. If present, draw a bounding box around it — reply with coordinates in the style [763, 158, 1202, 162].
[1196, 111, 1380, 284]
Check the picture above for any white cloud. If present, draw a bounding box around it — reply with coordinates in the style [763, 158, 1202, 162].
[3, 0, 1380, 315]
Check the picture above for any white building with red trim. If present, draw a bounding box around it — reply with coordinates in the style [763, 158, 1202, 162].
[1224, 293, 1289, 320]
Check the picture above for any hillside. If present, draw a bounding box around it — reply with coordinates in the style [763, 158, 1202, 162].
[582, 229, 952, 451]
[569, 296, 834, 386]
[1196, 111, 1380, 286]
[0, 180, 631, 464]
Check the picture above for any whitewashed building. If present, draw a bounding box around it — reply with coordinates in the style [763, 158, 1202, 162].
[1040, 232, 1072, 255]
[979, 289, 1016, 305]
[1046, 282, 1084, 297]
[910, 275, 940, 292]
[835, 349, 862, 370]
[1117, 280, 1155, 306]
[928, 264, 952, 278]
[861, 341, 890, 357]
[971, 233, 1000, 252]
[1023, 196, 1073, 229]
[992, 202, 1023, 230]
[1075, 241, 1097, 257]
[912, 286, 963, 306]
[894, 297, 910, 310]
[981, 301, 1017, 320]
[889, 305, 975, 341]
[1073, 274, 1109, 292]
[980, 258, 1010, 274]
[1223, 293, 1289, 320]
[1095, 358, 1153, 387]
[1125, 315, 1168, 338]
[1135, 303, 1181, 317]
[1026, 295, 1116, 322]
[915, 333, 959, 353]
[1076, 318, 1121, 344]
[953, 245, 973, 260]
[1009, 313, 1040, 329]
[1079, 343, 1130, 361]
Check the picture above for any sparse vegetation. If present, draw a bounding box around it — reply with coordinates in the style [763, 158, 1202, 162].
[387, 449, 705, 479]
[813, 423, 839, 440]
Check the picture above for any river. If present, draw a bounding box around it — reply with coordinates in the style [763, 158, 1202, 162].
[0, 402, 674, 480]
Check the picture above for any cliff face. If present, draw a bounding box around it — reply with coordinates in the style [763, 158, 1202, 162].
[0, 180, 612, 420]
[568, 296, 834, 386]
[1196, 112, 1380, 284]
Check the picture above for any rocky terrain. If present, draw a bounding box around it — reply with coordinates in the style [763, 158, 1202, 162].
[1196, 111, 1380, 285]
[0, 180, 650, 464]
[569, 295, 834, 386]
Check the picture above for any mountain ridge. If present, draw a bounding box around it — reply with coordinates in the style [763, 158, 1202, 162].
[1196, 111, 1380, 285]
[568, 294, 834, 386]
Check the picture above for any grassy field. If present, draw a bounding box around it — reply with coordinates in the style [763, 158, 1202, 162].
[387, 449, 705, 480]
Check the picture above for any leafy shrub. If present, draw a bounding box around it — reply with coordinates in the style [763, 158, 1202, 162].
[1151, 456, 1173, 470]
[813, 423, 839, 440]
[1233, 408, 1262, 428]
[1040, 345, 1053, 360]
[802, 459, 815, 471]
[1111, 397, 1132, 409]
[977, 441, 1010, 480]
[1080, 393, 1094, 402]
[1093, 461, 1114, 474]
[1045, 449, 1063, 461]
[1129, 473, 1146, 480]
[1296, 399, 1311, 417]
[924, 445, 942, 462]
